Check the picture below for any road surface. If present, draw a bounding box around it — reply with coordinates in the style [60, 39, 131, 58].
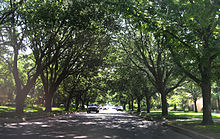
[0, 109, 191, 139]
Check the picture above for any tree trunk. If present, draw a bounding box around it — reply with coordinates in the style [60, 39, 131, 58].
[174, 104, 177, 111]
[65, 92, 73, 111]
[15, 90, 25, 114]
[137, 98, 141, 112]
[200, 82, 213, 125]
[131, 99, 134, 111]
[81, 99, 85, 110]
[123, 102, 126, 110]
[194, 98, 198, 112]
[45, 91, 53, 112]
[218, 96, 220, 111]
[128, 101, 131, 110]
[161, 93, 168, 116]
[75, 96, 79, 110]
[146, 96, 151, 113]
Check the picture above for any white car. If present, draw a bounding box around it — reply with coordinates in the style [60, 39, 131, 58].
[87, 103, 99, 113]
[116, 106, 123, 111]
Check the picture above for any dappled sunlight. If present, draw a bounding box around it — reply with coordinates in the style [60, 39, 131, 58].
[31, 121, 44, 125]
[18, 122, 30, 126]
[4, 124, 20, 129]
[41, 124, 52, 128]
[81, 122, 97, 125]
[0, 110, 190, 139]
[55, 120, 69, 123]
[55, 135, 65, 138]
[73, 136, 88, 138]
[174, 112, 203, 116]
[103, 135, 111, 138]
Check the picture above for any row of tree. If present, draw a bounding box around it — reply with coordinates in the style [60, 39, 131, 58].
[0, 0, 113, 113]
[0, 0, 219, 125]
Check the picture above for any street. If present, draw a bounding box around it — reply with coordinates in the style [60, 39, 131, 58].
[0, 109, 191, 139]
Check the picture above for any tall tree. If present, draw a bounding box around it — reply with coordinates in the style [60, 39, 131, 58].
[160, 0, 220, 124]
[118, 0, 219, 125]
[120, 25, 185, 116]
[0, 0, 46, 114]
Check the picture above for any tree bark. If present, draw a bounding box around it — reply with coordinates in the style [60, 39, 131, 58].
[193, 98, 198, 112]
[218, 96, 220, 111]
[200, 82, 213, 124]
[128, 101, 131, 110]
[15, 90, 25, 114]
[81, 99, 85, 110]
[137, 98, 141, 112]
[161, 93, 168, 116]
[174, 104, 177, 111]
[123, 102, 126, 110]
[45, 91, 54, 112]
[146, 95, 151, 113]
[65, 92, 73, 111]
[75, 96, 79, 110]
[131, 99, 134, 111]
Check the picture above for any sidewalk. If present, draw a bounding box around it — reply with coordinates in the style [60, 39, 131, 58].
[136, 113, 220, 139]
[163, 118, 220, 139]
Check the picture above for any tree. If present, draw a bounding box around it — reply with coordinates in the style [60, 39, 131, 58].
[21, 0, 111, 112]
[0, 0, 46, 114]
[184, 82, 201, 112]
[160, 0, 219, 124]
[118, 0, 219, 125]
[119, 24, 185, 116]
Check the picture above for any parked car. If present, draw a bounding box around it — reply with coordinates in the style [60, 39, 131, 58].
[116, 106, 123, 111]
[87, 103, 99, 113]
[103, 105, 109, 110]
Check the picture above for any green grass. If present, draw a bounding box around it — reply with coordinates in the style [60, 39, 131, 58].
[169, 120, 220, 138]
[0, 105, 85, 119]
[138, 111, 189, 120]
[0, 106, 16, 111]
[129, 110, 220, 138]
[130, 110, 220, 120]
[169, 111, 220, 119]
[0, 105, 68, 119]
[52, 107, 65, 111]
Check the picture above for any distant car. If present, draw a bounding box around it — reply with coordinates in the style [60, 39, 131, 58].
[116, 106, 123, 111]
[103, 106, 109, 110]
[87, 103, 99, 113]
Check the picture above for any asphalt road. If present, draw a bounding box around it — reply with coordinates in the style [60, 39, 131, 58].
[0, 109, 191, 139]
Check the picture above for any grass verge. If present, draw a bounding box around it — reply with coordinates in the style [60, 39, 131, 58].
[0, 105, 72, 120]
[128, 110, 220, 139]
[131, 110, 220, 120]
[169, 120, 220, 139]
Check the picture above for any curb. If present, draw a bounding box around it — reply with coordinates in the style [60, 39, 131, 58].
[163, 123, 215, 139]
[134, 113, 215, 139]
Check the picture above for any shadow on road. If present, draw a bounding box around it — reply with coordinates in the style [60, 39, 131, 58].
[0, 110, 190, 139]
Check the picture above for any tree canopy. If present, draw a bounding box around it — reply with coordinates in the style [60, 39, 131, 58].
[0, 0, 219, 125]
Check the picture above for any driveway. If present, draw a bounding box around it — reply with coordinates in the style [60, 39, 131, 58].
[0, 109, 191, 139]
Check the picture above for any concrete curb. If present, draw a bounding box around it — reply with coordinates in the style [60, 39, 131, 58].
[163, 123, 215, 139]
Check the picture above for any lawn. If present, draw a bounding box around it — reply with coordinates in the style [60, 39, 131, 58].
[137, 110, 220, 120]
[0, 105, 66, 119]
[169, 120, 220, 139]
[169, 111, 220, 119]
[130, 110, 220, 138]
